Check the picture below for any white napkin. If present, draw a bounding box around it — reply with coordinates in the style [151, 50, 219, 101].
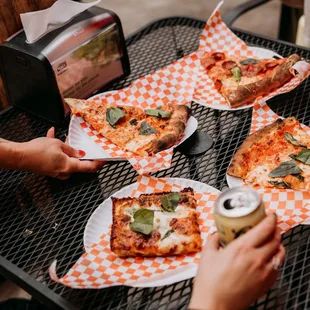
[20, 0, 101, 44]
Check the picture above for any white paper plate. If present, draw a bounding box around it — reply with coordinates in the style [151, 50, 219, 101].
[193, 46, 283, 111]
[68, 115, 198, 160]
[83, 178, 220, 288]
[226, 174, 244, 188]
[68, 89, 198, 161]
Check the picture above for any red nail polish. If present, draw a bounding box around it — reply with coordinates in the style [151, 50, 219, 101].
[78, 150, 86, 157]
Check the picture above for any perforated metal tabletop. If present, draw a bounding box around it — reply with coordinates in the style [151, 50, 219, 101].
[1, 17, 310, 310]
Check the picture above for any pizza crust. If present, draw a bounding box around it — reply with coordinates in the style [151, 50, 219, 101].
[65, 99, 190, 156]
[143, 105, 190, 154]
[110, 189, 202, 257]
[227, 117, 310, 190]
[227, 117, 296, 178]
[225, 54, 300, 107]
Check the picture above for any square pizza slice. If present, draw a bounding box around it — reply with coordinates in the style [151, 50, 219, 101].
[110, 188, 202, 257]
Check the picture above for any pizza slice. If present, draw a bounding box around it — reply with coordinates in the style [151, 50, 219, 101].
[227, 117, 310, 190]
[110, 188, 202, 257]
[65, 98, 190, 156]
[201, 52, 300, 108]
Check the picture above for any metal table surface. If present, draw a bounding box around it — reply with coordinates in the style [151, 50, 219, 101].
[1, 17, 310, 310]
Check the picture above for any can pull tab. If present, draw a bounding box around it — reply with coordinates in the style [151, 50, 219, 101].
[223, 199, 234, 210]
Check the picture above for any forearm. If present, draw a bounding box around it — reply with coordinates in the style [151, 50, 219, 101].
[0, 140, 24, 171]
[189, 288, 228, 310]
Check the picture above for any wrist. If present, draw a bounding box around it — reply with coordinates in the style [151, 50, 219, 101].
[13, 142, 28, 171]
[0, 141, 27, 171]
[189, 291, 227, 310]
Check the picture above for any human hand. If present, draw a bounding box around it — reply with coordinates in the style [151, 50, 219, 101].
[189, 214, 285, 310]
[17, 127, 105, 179]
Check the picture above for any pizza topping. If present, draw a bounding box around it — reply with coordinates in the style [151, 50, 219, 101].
[139, 122, 157, 135]
[293, 174, 305, 182]
[268, 180, 291, 189]
[160, 192, 180, 212]
[129, 208, 154, 235]
[161, 229, 174, 240]
[242, 64, 261, 77]
[231, 67, 241, 82]
[106, 107, 125, 128]
[214, 79, 222, 90]
[258, 66, 267, 74]
[268, 160, 303, 177]
[130, 119, 138, 126]
[211, 52, 225, 61]
[222, 60, 237, 70]
[201, 57, 215, 70]
[240, 58, 260, 65]
[265, 61, 279, 68]
[290, 149, 310, 165]
[145, 108, 171, 119]
[285, 132, 307, 148]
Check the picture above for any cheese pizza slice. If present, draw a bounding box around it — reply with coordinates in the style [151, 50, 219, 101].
[227, 117, 310, 190]
[201, 52, 300, 108]
[65, 98, 190, 156]
[110, 188, 202, 257]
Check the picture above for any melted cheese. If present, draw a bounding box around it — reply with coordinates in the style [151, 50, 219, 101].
[125, 135, 155, 153]
[221, 77, 238, 90]
[126, 205, 190, 240]
[246, 165, 271, 186]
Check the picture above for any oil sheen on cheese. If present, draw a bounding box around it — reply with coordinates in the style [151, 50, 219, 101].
[126, 205, 190, 240]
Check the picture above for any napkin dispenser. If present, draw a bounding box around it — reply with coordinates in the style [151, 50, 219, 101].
[0, 6, 130, 125]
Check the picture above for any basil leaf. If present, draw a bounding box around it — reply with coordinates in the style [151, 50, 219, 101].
[129, 209, 154, 235]
[106, 107, 125, 127]
[268, 181, 291, 189]
[240, 58, 260, 65]
[160, 193, 180, 212]
[231, 67, 241, 82]
[268, 160, 303, 177]
[145, 108, 171, 119]
[161, 229, 174, 241]
[139, 122, 157, 135]
[292, 174, 305, 182]
[284, 132, 307, 148]
[290, 149, 310, 165]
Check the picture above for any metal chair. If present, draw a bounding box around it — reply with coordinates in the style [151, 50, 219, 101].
[223, 0, 304, 43]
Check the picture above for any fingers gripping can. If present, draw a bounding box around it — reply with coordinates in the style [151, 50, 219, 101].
[214, 188, 266, 246]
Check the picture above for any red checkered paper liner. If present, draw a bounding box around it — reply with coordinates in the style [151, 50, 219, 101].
[258, 189, 310, 232]
[251, 98, 310, 134]
[68, 2, 310, 170]
[49, 175, 310, 288]
[192, 1, 310, 110]
[227, 100, 310, 228]
[49, 175, 220, 288]
[68, 50, 201, 174]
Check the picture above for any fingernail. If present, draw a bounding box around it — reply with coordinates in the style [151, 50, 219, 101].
[78, 150, 86, 157]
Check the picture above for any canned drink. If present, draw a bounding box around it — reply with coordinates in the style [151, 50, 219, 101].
[214, 187, 266, 246]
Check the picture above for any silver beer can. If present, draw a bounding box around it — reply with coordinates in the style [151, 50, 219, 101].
[214, 187, 266, 246]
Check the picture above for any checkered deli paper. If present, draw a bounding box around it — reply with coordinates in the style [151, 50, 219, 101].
[193, 1, 310, 110]
[226, 100, 310, 229]
[49, 175, 310, 288]
[68, 1, 310, 173]
[226, 98, 310, 188]
[49, 175, 219, 288]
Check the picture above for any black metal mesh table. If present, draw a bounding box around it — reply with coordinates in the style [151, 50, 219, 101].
[1, 17, 310, 310]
